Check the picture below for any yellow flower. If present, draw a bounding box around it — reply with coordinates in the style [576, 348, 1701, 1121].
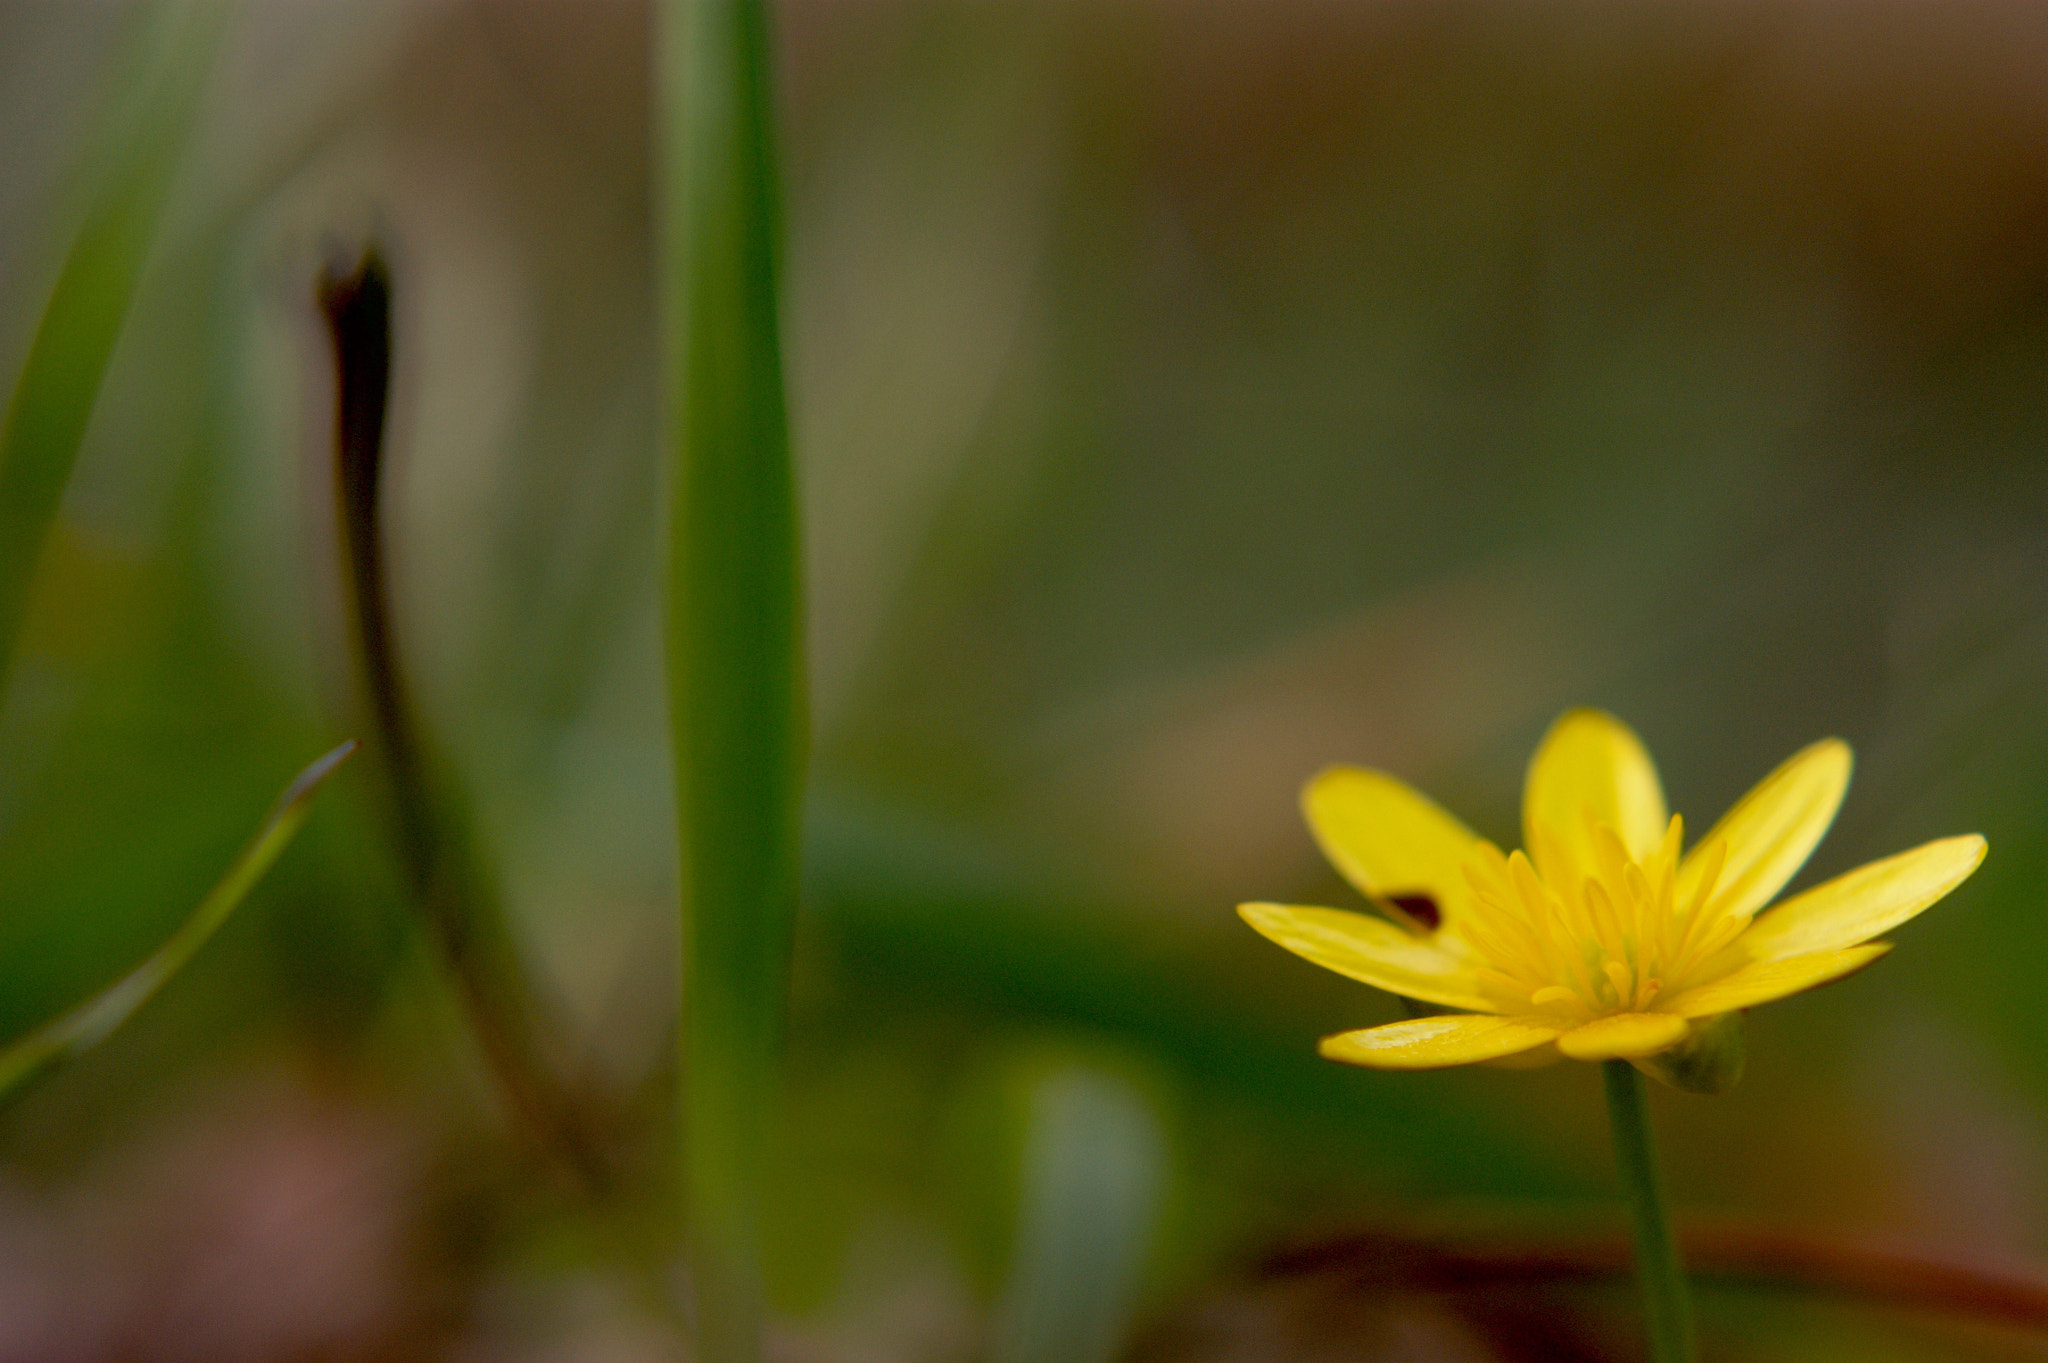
[1240, 709, 1985, 1074]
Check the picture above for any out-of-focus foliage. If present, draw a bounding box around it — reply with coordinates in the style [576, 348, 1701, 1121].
[3, 3, 2048, 1360]
[0, 738, 352, 1102]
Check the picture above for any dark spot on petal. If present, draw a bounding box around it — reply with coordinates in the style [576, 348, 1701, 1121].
[1386, 893, 1441, 932]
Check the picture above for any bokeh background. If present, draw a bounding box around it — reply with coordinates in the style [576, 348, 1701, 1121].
[3, 2, 2048, 1359]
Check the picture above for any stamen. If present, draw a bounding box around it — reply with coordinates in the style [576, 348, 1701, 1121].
[1657, 813, 1684, 875]
[1476, 967, 1528, 996]
[1508, 850, 1591, 999]
[1529, 818, 1580, 889]
[1684, 838, 1729, 918]
[1463, 842, 1515, 899]
[1669, 838, 1732, 962]
[1582, 877, 1629, 964]
[1603, 959, 1635, 1005]
[1623, 861, 1653, 912]
[1590, 820, 1633, 897]
[1458, 813, 1747, 1023]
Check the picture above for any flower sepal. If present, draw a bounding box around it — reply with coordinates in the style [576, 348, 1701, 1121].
[1631, 1011, 1745, 1095]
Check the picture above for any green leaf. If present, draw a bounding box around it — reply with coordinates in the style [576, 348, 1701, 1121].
[0, 740, 355, 1102]
[0, 4, 223, 686]
[657, 0, 804, 1356]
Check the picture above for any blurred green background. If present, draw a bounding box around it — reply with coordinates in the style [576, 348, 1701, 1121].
[2, 2, 2047, 1359]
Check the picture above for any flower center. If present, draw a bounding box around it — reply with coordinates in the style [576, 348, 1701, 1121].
[1456, 813, 1742, 1020]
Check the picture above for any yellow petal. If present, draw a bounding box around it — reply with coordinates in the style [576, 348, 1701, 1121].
[1486, 1041, 1564, 1070]
[1738, 835, 1984, 961]
[1319, 1014, 1564, 1069]
[1302, 766, 1479, 932]
[1523, 709, 1668, 879]
[1678, 739, 1850, 922]
[1660, 944, 1890, 1018]
[1238, 902, 1499, 1013]
[1555, 1012, 1691, 1061]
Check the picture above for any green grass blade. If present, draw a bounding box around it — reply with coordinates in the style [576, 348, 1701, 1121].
[0, 3, 222, 687]
[989, 1063, 1169, 1363]
[0, 740, 356, 1102]
[656, 0, 804, 1355]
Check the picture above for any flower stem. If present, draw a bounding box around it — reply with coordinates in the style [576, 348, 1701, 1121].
[1604, 1059, 1697, 1363]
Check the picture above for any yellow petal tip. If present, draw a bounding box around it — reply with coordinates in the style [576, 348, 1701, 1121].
[1809, 736, 1855, 790]
[1317, 1014, 1563, 1069]
[1237, 901, 1300, 940]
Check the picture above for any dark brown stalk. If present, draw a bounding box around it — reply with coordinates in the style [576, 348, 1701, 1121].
[1255, 1216, 2048, 1333]
[318, 252, 610, 1193]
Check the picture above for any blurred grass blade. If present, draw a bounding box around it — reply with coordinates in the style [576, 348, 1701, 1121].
[0, 741, 356, 1102]
[0, 3, 222, 688]
[657, 0, 804, 1356]
[990, 1065, 1169, 1363]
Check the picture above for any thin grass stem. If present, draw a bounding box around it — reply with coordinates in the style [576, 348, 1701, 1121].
[0, 741, 355, 1102]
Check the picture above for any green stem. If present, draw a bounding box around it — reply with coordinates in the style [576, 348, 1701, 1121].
[1604, 1060, 1697, 1363]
